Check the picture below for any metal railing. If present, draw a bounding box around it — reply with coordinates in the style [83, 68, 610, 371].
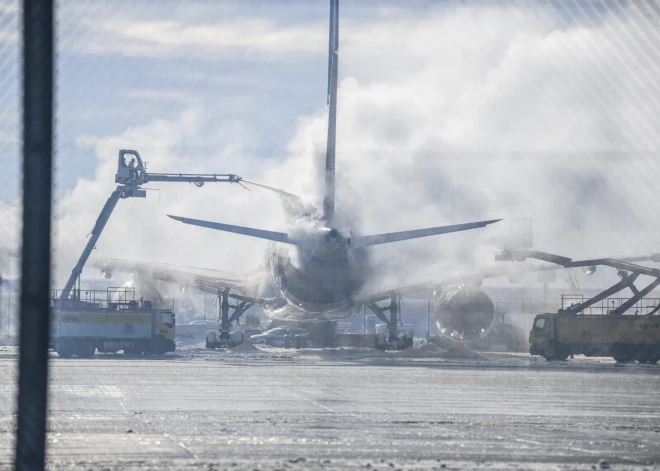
[51, 287, 137, 310]
[561, 295, 660, 316]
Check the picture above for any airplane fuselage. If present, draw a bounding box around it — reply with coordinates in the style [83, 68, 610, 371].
[262, 229, 368, 322]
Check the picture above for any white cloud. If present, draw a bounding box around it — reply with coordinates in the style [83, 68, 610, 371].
[3, 1, 660, 293]
[48, 107, 286, 285]
[66, 15, 328, 61]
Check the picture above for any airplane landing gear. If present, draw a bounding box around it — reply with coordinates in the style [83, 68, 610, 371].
[205, 288, 252, 349]
[367, 293, 413, 350]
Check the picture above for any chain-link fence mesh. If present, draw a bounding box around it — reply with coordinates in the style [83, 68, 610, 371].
[1, 0, 660, 467]
[26, 2, 660, 283]
[0, 0, 20, 342]
[39, 1, 660, 293]
[0, 2, 658, 336]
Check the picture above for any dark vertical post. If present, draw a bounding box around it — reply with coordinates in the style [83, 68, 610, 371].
[388, 293, 398, 342]
[8, 291, 11, 336]
[221, 289, 229, 337]
[0, 276, 3, 335]
[427, 298, 431, 339]
[363, 305, 366, 334]
[14, 0, 54, 469]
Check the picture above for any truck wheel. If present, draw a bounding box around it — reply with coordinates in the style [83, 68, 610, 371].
[638, 350, 658, 364]
[612, 345, 633, 363]
[73, 340, 95, 358]
[206, 331, 217, 350]
[542, 344, 557, 361]
[375, 332, 386, 349]
[648, 348, 660, 364]
[56, 343, 74, 358]
[284, 335, 291, 349]
[294, 335, 302, 349]
[78, 343, 96, 358]
[130, 342, 145, 355]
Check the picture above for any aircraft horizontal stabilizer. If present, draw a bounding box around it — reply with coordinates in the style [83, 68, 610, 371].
[352, 219, 501, 248]
[168, 215, 295, 245]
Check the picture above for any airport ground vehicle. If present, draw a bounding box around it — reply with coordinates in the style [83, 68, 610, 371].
[240, 314, 265, 338]
[337, 321, 355, 333]
[51, 288, 176, 357]
[505, 250, 660, 363]
[529, 312, 660, 363]
[375, 323, 414, 350]
[250, 327, 311, 348]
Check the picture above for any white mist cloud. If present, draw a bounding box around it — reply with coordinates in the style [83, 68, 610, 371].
[48, 107, 283, 285]
[3, 1, 660, 293]
[273, 2, 660, 286]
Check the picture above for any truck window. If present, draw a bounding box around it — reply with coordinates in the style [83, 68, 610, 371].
[160, 312, 174, 326]
[534, 318, 547, 330]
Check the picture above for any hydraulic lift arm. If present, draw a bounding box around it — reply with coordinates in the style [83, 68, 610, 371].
[559, 272, 639, 315]
[60, 186, 133, 300]
[59, 149, 241, 301]
[498, 248, 660, 317]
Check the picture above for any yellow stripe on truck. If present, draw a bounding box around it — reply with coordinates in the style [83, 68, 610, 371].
[53, 313, 152, 324]
[156, 320, 175, 340]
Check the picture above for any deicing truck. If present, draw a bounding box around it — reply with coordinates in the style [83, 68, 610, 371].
[51, 288, 175, 357]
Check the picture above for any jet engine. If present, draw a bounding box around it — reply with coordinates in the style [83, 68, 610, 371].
[434, 285, 496, 343]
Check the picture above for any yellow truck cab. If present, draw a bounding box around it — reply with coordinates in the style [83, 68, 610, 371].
[529, 312, 660, 363]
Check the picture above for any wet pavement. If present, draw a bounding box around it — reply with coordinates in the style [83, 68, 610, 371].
[0, 345, 659, 470]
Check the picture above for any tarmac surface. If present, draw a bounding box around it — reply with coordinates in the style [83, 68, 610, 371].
[0, 344, 659, 470]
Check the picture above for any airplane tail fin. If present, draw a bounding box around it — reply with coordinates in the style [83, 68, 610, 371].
[168, 3, 503, 249]
[168, 215, 500, 248]
[168, 216, 295, 245]
[353, 219, 502, 248]
[323, 0, 339, 224]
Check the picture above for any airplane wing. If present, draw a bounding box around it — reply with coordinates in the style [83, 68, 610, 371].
[355, 261, 557, 305]
[91, 257, 268, 302]
[356, 251, 660, 305]
[92, 250, 660, 309]
[92, 255, 552, 310]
